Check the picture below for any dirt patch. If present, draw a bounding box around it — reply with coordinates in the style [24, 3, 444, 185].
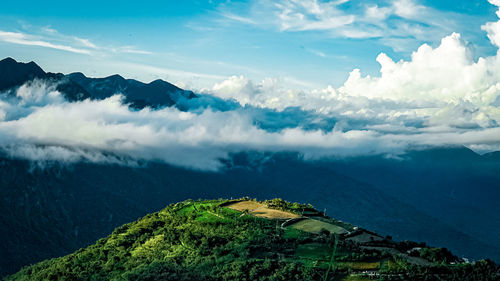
[226, 201, 264, 211]
[226, 201, 299, 219]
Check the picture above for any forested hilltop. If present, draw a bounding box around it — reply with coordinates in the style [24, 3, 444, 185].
[7, 199, 499, 281]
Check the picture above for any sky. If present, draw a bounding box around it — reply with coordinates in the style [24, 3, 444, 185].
[0, 0, 499, 89]
[2, 0, 500, 170]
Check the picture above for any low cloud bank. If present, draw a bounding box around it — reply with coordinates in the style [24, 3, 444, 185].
[2, 3, 500, 169]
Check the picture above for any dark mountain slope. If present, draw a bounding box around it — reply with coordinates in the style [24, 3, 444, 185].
[221, 153, 500, 262]
[0, 57, 196, 108]
[483, 151, 500, 161]
[0, 57, 45, 90]
[1, 153, 498, 276]
[0, 57, 90, 101]
[321, 146, 500, 258]
[66, 72, 196, 108]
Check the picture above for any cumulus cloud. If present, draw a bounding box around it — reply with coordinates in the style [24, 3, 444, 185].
[2, 1, 500, 169]
[209, 22, 500, 131]
[0, 84, 404, 170]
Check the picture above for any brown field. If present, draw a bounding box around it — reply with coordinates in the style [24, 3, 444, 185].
[226, 201, 299, 219]
[226, 201, 264, 211]
[290, 218, 348, 234]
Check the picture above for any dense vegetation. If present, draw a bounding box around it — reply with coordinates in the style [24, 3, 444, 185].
[7, 199, 498, 281]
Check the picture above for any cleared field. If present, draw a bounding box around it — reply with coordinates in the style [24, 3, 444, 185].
[226, 201, 299, 219]
[226, 201, 264, 211]
[290, 218, 348, 234]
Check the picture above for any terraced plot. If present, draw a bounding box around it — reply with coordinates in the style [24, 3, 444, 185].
[290, 218, 349, 235]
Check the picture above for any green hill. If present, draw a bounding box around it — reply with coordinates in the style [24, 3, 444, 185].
[6, 199, 498, 281]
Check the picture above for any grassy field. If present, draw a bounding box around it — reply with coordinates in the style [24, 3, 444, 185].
[173, 201, 241, 223]
[290, 218, 348, 234]
[296, 243, 332, 260]
[283, 227, 305, 239]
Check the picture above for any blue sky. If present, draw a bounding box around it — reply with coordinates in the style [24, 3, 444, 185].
[0, 0, 498, 89]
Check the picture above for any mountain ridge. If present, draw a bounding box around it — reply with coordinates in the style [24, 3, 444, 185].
[0, 57, 196, 108]
[6, 198, 498, 281]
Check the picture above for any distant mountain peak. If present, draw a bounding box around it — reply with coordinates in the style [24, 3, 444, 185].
[0, 57, 46, 91]
[0, 57, 17, 64]
[104, 74, 126, 81]
[0, 57, 196, 108]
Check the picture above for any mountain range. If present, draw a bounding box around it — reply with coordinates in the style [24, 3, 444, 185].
[0, 58, 499, 277]
[0, 57, 195, 108]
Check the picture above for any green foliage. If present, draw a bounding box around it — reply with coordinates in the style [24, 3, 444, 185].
[263, 198, 311, 214]
[6, 199, 498, 281]
[418, 247, 458, 264]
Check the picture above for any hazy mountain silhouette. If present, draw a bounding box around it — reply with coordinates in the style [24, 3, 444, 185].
[0, 57, 196, 108]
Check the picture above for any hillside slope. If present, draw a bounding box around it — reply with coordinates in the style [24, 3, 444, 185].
[6, 199, 498, 281]
[1, 153, 499, 277]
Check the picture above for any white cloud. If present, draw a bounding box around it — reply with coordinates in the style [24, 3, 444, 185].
[488, 0, 500, 17]
[482, 0, 500, 46]
[74, 37, 98, 49]
[208, 29, 500, 131]
[212, 76, 260, 105]
[0, 25, 153, 57]
[0, 85, 407, 169]
[392, 0, 424, 19]
[2, 1, 500, 169]
[214, 0, 460, 51]
[2, 68, 500, 171]
[274, 0, 355, 31]
[111, 46, 153, 55]
[0, 30, 91, 54]
[365, 4, 392, 21]
[220, 12, 257, 25]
